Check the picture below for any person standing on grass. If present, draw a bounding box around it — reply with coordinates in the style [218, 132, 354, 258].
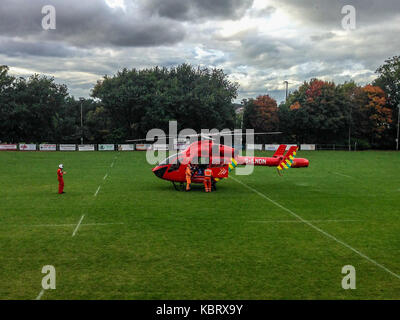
[204, 166, 213, 193]
[57, 164, 67, 194]
[185, 163, 192, 192]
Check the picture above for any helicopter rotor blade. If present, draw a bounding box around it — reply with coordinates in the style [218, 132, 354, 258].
[125, 131, 282, 142]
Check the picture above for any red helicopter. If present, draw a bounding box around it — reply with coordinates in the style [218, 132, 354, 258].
[151, 138, 309, 191]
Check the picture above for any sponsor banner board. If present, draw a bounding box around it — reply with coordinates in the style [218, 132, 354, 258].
[78, 144, 95, 151]
[136, 144, 152, 151]
[301, 144, 316, 151]
[152, 144, 169, 151]
[98, 144, 115, 151]
[19, 144, 36, 151]
[40, 144, 56, 151]
[246, 144, 263, 150]
[173, 138, 190, 151]
[60, 144, 76, 151]
[265, 144, 298, 151]
[118, 144, 134, 151]
[0, 144, 18, 151]
[265, 144, 280, 151]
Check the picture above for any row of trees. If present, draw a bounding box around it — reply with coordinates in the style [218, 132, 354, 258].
[0, 65, 103, 143]
[0, 64, 238, 143]
[243, 56, 400, 149]
[91, 64, 238, 141]
[1, 56, 399, 148]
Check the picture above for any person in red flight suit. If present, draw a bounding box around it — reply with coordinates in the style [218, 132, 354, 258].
[204, 167, 212, 193]
[57, 164, 67, 194]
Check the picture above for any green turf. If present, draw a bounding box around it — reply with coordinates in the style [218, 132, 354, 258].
[0, 150, 399, 299]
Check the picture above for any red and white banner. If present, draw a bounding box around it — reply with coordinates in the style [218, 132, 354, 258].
[40, 144, 57, 151]
[0, 144, 18, 151]
[19, 143, 37, 151]
[136, 144, 152, 151]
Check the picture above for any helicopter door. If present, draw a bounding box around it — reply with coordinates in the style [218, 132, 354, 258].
[211, 165, 229, 179]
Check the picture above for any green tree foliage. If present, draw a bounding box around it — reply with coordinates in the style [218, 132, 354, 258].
[0, 71, 68, 142]
[280, 79, 348, 144]
[91, 64, 239, 140]
[373, 55, 400, 148]
[374, 56, 400, 109]
[0, 65, 101, 143]
[0, 66, 15, 141]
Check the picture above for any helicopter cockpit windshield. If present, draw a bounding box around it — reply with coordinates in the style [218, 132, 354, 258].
[159, 153, 182, 166]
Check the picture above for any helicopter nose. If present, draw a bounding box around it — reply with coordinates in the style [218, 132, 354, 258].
[152, 166, 168, 179]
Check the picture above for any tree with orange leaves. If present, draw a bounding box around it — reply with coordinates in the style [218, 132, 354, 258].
[352, 85, 392, 144]
[243, 95, 279, 136]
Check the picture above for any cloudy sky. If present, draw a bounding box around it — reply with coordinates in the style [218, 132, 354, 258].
[1, 0, 399, 103]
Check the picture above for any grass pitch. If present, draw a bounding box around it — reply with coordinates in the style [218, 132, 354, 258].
[0, 150, 399, 299]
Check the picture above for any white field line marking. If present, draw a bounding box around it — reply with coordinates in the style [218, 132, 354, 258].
[26, 224, 77, 227]
[248, 219, 360, 224]
[103, 173, 108, 180]
[231, 176, 400, 280]
[35, 289, 45, 300]
[72, 215, 85, 237]
[111, 162, 114, 168]
[332, 172, 354, 179]
[83, 222, 124, 226]
[22, 222, 124, 228]
[94, 186, 101, 197]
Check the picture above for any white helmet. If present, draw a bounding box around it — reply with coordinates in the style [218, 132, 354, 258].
[59, 164, 63, 169]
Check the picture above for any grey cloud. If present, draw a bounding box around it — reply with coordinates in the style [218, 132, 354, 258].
[270, 0, 400, 29]
[0, 38, 83, 57]
[0, 0, 186, 48]
[145, 0, 254, 21]
[0, 0, 398, 104]
[310, 32, 336, 42]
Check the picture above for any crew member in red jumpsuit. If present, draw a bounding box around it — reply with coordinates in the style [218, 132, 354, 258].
[204, 167, 213, 193]
[57, 164, 67, 194]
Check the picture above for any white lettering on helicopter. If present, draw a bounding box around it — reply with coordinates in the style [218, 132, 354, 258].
[243, 158, 266, 165]
[254, 159, 267, 165]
